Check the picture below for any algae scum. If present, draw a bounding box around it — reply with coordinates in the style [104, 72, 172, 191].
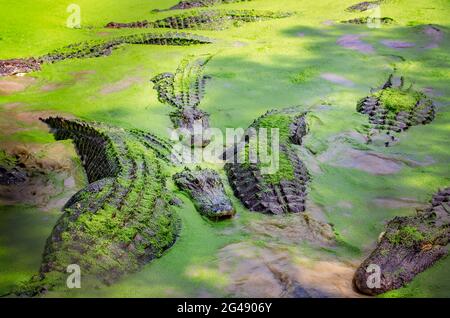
[0, 0, 449, 297]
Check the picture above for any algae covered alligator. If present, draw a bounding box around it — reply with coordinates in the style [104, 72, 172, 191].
[156, 0, 254, 12]
[151, 55, 213, 147]
[0, 32, 212, 77]
[106, 10, 292, 30]
[14, 117, 180, 295]
[341, 17, 394, 25]
[357, 74, 435, 146]
[345, 1, 384, 12]
[354, 187, 450, 295]
[225, 108, 310, 214]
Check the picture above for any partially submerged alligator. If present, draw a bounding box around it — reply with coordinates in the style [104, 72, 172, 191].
[14, 117, 179, 295]
[357, 74, 435, 146]
[354, 187, 450, 295]
[156, 0, 254, 12]
[345, 1, 383, 12]
[151, 55, 212, 147]
[173, 167, 235, 220]
[225, 108, 310, 214]
[0, 32, 212, 77]
[341, 17, 394, 25]
[106, 10, 292, 31]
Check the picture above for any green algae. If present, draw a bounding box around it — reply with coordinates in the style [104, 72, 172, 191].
[377, 87, 421, 113]
[387, 225, 425, 247]
[0, 0, 449, 298]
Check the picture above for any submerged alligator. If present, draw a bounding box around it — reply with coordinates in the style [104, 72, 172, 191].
[0, 32, 212, 77]
[151, 55, 213, 147]
[106, 10, 292, 31]
[225, 108, 310, 214]
[357, 74, 435, 146]
[14, 117, 179, 295]
[354, 187, 450, 295]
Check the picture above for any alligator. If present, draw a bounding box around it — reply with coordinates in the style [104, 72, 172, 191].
[0, 32, 212, 77]
[173, 167, 235, 220]
[13, 117, 180, 295]
[354, 187, 450, 295]
[106, 10, 292, 31]
[225, 107, 310, 215]
[357, 74, 435, 146]
[151, 55, 213, 147]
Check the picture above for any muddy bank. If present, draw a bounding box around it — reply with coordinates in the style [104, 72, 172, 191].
[246, 213, 335, 245]
[219, 242, 362, 298]
[0, 76, 36, 95]
[0, 105, 75, 137]
[0, 105, 81, 210]
[216, 199, 355, 297]
[0, 142, 83, 209]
